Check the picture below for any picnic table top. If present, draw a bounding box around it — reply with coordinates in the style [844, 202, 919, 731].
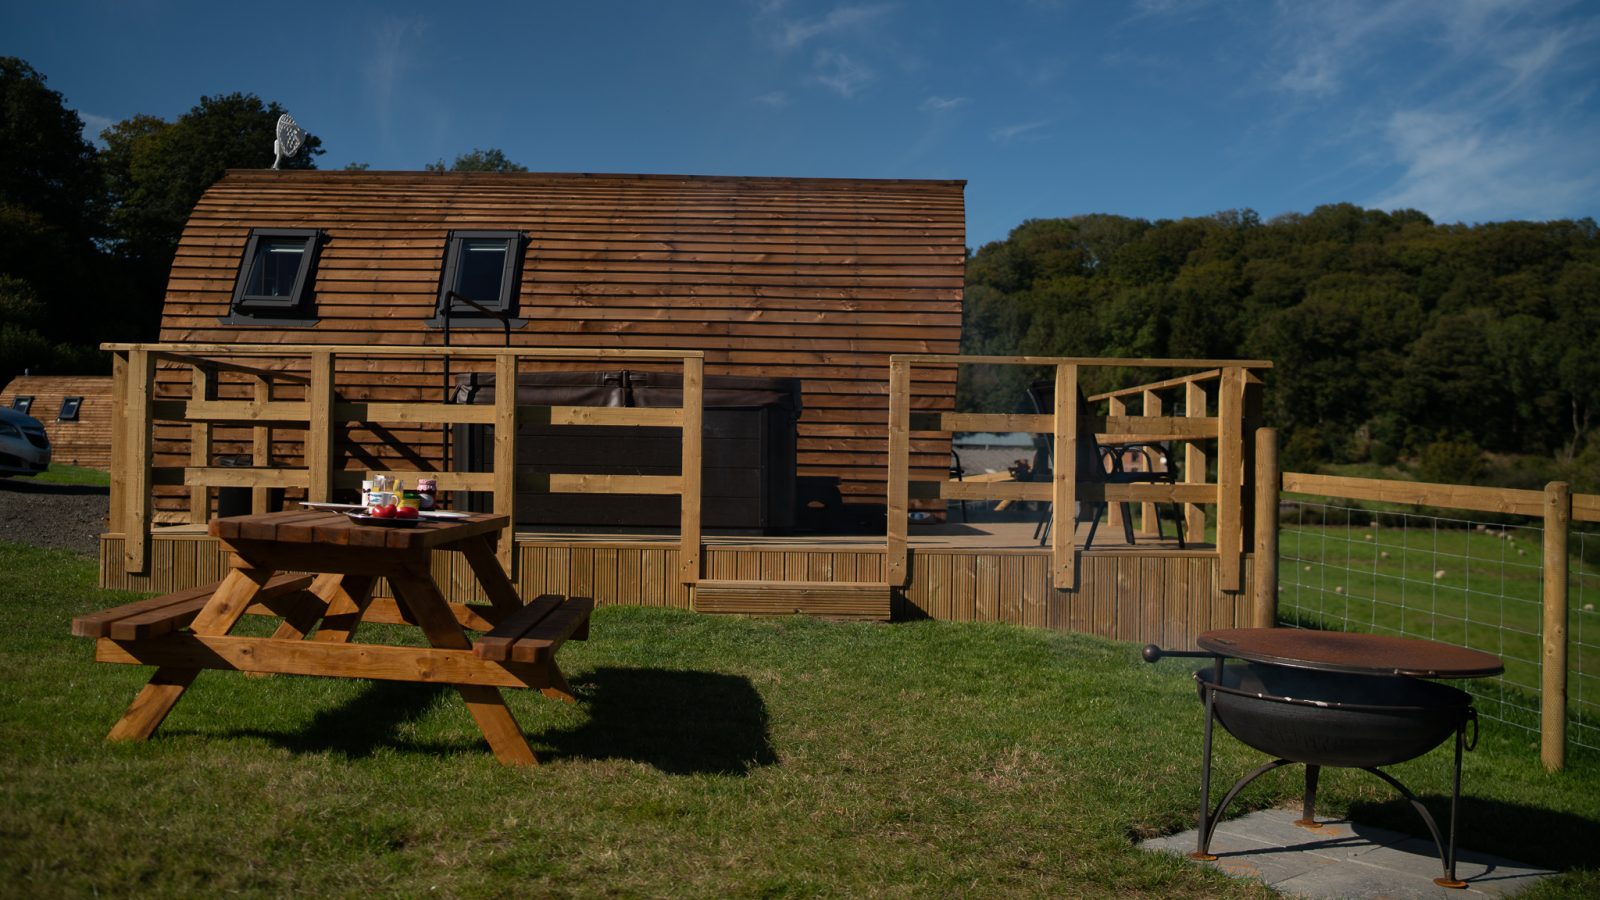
[208, 508, 509, 551]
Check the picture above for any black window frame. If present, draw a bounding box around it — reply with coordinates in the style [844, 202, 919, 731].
[11, 396, 32, 414]
[224, 228, 323, 325]
[428, 230, 526, 328]
[58, 396, 83, 422]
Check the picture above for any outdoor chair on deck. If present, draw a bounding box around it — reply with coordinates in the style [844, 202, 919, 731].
[1025, 382, 1186, 550]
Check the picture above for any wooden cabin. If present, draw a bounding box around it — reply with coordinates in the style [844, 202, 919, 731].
[152, 170, 965, 528]
[1, 375, 114, 469]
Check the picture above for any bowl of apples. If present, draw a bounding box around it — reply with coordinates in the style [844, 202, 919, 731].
[347, 502, 422, 528]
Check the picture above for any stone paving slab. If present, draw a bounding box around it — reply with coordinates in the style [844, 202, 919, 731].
[1140, 808, 1556, 898]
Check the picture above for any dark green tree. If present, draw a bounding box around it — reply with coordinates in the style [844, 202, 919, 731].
[425, 148, 528, 173]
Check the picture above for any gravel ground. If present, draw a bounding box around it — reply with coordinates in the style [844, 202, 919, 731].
[0, 477, 110, 556]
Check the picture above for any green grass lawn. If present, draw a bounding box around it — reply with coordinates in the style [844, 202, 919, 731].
[28, 463, 111, 487]
[3, 541, 1598, 897]
[1277, 519, 1600, 750]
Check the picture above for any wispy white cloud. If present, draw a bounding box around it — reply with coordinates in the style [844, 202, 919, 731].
[774, 3, 897, 50]
[365, 16, 428, 145]
[753, 90, 791, 108]
[78, 112, 114, 145]
[990, 120, 1050, 144]
[1368, 109, 1600, 221]
[920, 95, 968, 112]
[812, 50, 872, 98]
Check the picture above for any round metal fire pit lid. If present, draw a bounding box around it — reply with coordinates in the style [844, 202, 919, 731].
[1196, 628, 1504, 679]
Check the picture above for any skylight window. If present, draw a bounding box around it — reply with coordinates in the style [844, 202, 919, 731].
[228, 228, 321, 321]
[432, 231, 525, 325]
[58, 397, 83, 422]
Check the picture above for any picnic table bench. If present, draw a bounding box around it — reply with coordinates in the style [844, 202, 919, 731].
[73, 509, 592, 766]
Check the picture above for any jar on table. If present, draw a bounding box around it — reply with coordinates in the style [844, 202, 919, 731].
[416, 478, 437, 510]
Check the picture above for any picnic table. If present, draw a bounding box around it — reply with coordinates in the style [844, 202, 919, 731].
[73, 508, 592, 766]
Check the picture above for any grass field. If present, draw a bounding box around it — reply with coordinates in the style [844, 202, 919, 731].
[1277, 509, 1600, 752]
[28, 463, 112, 487]
[3, 542, 1598, 897]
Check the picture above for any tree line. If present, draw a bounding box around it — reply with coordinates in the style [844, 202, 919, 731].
[962, 208, 1600, 491]
[0, 57, 524, 385]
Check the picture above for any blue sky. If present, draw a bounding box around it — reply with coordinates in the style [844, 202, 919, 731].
[7, 0, 1599, 247]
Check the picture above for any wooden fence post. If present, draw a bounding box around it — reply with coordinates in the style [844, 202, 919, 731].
[109, 351, 127, 544]
[122, 349, 154, 574]
[251, 374, 272, 512]
[306, 350, 334, 503]
[886, 357, 910, 586]
[1215, 367, 1245, 592]
[1185, 380, 1208, 540]
[1542, 480, 1570, 772]
[1052, 363, 1079, 590]
[1140, 389, 1163, 535]
[494, 352, 518, 577]
[1107, 395, 1126, 534]
[188, 366, 214, 523]
[1252, 428, 1279, 628]
[679, 355, 703, 585]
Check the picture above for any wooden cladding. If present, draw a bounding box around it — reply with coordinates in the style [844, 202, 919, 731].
[0, 375, 114, 469]
[155, 170, 965, 507]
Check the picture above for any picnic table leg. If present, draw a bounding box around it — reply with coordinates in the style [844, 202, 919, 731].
[542, 663, 576, 703]
[459, 535, 526, 619]
[105, 567, 269, 741]
[389, 568, 538, 767]
[307, 573, 377, 644]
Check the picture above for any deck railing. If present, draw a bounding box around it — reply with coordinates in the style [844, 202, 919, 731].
[105, 343, 705, 583]
[884, 355, 1274, 600]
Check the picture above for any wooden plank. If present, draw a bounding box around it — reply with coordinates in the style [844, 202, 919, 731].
[1575, 493, 1600, 524]
[1107, 397, 1126, 534]
[180, 466, 310, 488]
[518, 473, 683, 495]
[110, 354, 127, 538]
[472, 594, 566, 661]
[1053, 364, 1077, 590]
[519, 406, 684, 428]
[680, 356, 704, 584]
[494, 353, 517, 576]
[1252, 428, 1279, 628]
[919, 412, 1050, 433]
[913, 479, 1214, 504]
[1215, 367, 1245, 592]
[250, 377, 271, 513]
[187, 368, 214, 523]
[95, 634, 555, 689]
[1542, 482, 1570, 772]
[1088, 369, 1222, 401]
[886, 358, 910, 586]
[694, 580, 890, 620]
[1281, 472, 1547, 518]
[1185, 380, 1208, 541]
[306, 350, 334, 503]
[1138, 391, 1163, 535]
[123, 349, 154, 574]
[507, 598, 594, 664]
[334, 401, 496, 424]
[151, 399, 310, 425]
[892, 353, 1272, 369]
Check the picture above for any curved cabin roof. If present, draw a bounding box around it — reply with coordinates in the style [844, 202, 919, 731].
[158, 169, 966, 504]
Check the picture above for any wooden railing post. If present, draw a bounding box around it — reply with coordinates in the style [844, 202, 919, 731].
[1252, 428, 1279, 628]
[109, 352, 128, 544]
[1216, 367, 1245, 592]
[187, 366, 215, 523]
[251, 374, 272, 512]
[1052, 363, 1079, 590]
[122, 349, 154, 574]
[679, 356, 703, 585]
[1139, 389, 1163, 535]
[1184, 379, 1209, 540]
[1542, 480, 1570, 772]
[493, 352, 518, 577]
[306, 350, 334, 503]
[1106, 395, 1126, 533]
[886, 357, 910, 586]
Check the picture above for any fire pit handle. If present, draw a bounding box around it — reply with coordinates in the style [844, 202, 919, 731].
[1142, 644, 1220, 664]
[1465, 707, 1480, 752]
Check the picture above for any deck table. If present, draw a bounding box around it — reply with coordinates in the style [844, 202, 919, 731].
[85, 509, 588, 766]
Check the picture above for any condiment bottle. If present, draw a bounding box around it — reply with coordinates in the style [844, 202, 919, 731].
[417, 478, 437, 510]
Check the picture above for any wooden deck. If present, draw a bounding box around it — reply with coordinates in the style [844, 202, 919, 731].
[99, 521, 1253, 647]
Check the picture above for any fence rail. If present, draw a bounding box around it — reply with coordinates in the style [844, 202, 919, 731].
[105, 343, 706, 584]
[1279, 471, 1600, 771]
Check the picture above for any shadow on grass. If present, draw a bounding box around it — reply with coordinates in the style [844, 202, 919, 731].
[1350, 794, 1600, 872]
[192, 666, 777, 774]
[540, 666, 779, 775]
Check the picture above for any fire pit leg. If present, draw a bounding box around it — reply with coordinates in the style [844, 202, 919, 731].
[1360, 764, 1464, 889]
[1294, 764, 1322, 829]
[1192, 657, 1223, 861]
[1432, 721, 1467, 889]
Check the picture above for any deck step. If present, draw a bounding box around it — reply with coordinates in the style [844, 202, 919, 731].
[693, 580, 891, 621]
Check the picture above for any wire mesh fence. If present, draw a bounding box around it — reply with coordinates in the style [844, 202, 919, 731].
[1277, 500, 1600, 759]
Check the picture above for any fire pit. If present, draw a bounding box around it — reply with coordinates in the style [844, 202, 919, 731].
[1144, 628, 1503, 889]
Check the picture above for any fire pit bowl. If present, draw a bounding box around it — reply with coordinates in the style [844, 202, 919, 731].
[1198, 662, 1473, 769]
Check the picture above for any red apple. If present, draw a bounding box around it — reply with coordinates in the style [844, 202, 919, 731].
[375, 503, 398, 518]
[395, 506, 419, 519]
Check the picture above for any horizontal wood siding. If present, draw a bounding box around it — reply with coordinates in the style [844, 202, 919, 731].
[1, 375, 115, 469]
[152, 171, 965, 519]
[99, 532, 1249, 645]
